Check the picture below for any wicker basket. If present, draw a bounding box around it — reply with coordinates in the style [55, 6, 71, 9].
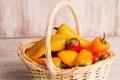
[18, 1, 115, 80]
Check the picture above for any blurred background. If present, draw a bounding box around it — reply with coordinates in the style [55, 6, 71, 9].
[0, 0, 120, 38]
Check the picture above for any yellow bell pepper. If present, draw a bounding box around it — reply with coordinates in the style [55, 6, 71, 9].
[73, 49, 93, 67]
[26, 34, 67, 59]
[54, 24, 91, 48]
[57, 50, 77, 67]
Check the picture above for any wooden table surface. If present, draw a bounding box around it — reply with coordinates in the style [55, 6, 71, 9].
[0, 37, 120, 80]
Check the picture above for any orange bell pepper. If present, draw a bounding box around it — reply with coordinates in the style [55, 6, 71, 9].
[88, 33, 110, 53]
[32, 58, 46, 66]
[52, 57, 62, 68]
[32, 57, 64, 69]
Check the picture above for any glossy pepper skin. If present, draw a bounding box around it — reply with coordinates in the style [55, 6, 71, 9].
[32, 57, 63, 69]
[93, 52, 110, 63]
[32, 58, 46, 66]
[52, 57, 62, 68]
[73, 49, 93, 67]
[54, 24, 91, 48]
[88, 33, 110, 53]
[57, 50, 77, 67]
[26, 34, 67, 59]
[67, 38, 83, 52]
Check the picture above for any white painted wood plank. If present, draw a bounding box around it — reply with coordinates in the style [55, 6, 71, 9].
[116, 0, 120, 35]
[100, 0, 116, 36]
[0, 0, 23, 37]
[0, 0, 119, 38]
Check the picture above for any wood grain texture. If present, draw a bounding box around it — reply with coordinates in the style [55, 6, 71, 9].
[0, 0, 120, 38]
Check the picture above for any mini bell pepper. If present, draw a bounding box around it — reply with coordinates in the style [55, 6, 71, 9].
[88, 33, 110, 53]
[52, 57, 62, 68]
[26, 34, 67, 59]
[32, 58, 46, 66]
[93, 52, 110, 63]
[52, 57, 68, 69]
[57, 50, 77, 67]
[73, 49, 93, 67]
[33, 57, 65, 69]
[67, 38, 83, 51]
[54, 24, 91, 48]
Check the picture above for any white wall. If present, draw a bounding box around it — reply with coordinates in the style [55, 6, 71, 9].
[0, 0, 120, 38]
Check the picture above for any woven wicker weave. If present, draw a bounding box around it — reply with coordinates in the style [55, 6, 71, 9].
[18, 1, 115, 80]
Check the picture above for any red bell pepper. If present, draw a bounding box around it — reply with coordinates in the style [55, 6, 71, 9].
[93, 52, 110, 63]
[66, 38, 83, 52]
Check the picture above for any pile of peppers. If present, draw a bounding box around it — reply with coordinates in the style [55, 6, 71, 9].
[26, 24, 110, 69]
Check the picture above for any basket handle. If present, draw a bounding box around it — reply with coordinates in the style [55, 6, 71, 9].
[45, 1, 81, 75]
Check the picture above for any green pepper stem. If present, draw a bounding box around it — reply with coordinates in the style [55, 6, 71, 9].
[54, 27, 58, 30]
[60, 62, 67, 69]
[69, 39, 76, 45]
[102, 33, 105, 41]
[101, 33, 106, 43]
[99, 56, 103, 61]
